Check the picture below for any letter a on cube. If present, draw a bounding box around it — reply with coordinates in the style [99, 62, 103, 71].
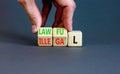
[38, 27, 52, 46]
[53, 28, 67, 46]
[68, 31, 82, 46]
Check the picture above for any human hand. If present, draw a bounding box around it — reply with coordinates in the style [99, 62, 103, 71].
[18, 0, 76, 33]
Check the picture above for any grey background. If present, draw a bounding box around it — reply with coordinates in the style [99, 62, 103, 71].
[0, 0, 120, 74]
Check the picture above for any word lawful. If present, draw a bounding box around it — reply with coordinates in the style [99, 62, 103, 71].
[38, 27, 82, 46]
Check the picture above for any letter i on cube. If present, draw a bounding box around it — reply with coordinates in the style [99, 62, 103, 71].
[38, 27, 52, 46]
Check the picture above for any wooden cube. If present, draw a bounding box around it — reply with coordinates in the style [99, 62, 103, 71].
[68, 31, 82, 46]
[38, 27, 52, 46]
[53, 28, 67, 46]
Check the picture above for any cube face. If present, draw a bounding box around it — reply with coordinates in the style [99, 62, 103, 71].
[38, 27, 52, 36]
[53, 37, 67, 46]
[38, 27, 52, 46]
[53, 28, 67, 37]
[38, 37, 52, 46]
[53, 28, 67, 46]
[68, 31, 82, 46]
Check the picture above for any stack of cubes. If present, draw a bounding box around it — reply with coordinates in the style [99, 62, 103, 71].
[38, 27, 82, 47]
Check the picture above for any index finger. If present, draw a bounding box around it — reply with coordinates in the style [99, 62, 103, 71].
[62, 1, 76, 32]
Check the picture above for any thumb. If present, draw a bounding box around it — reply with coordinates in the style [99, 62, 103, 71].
[18, 0, 42, 34]
[28, 4, 42, 34]
[32, 25, 38, 34]
[31, 14, 42, 34]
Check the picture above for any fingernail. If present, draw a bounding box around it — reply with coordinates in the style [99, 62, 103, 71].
[32, 25, 37, 33]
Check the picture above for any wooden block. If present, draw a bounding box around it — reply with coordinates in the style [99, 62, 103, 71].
[38, 27, 52, 46]
[68, 31, 82, 46]
[53, 28, 67, 46]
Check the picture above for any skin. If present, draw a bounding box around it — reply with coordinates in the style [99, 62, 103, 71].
[18, 0, 76, 33]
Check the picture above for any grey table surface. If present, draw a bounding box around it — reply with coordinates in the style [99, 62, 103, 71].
[0, 0, 120, 74]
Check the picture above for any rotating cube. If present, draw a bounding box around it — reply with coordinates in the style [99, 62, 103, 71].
[53, 28, 67, 46]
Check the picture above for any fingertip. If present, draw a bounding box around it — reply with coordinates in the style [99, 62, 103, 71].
[66, 27, 72, 32]
[68, 28, 72, 32]
[32, 25, 38, 34]
[52, 22, 57, 28]
[63, 21, 73, 32]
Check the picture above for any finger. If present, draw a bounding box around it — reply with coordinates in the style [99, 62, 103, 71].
[18, 0, 42, 34]
[52, 22, 64, 28]
[42, 0, 52, 27]
[57, 23, 64, 28]
[62, 1, 76, 32]
[52, 7, 63, 27]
